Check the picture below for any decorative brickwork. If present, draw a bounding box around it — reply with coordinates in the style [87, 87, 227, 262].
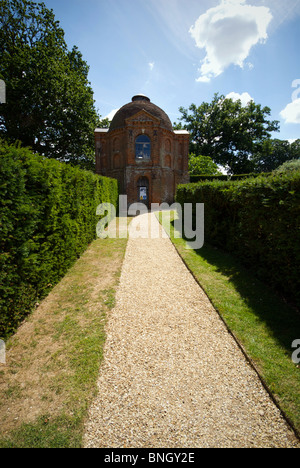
[95, 95, 190, 207]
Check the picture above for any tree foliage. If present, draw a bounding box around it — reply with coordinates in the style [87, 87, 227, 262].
[177, 93, 280, 174]
[188, 153, 221, 176]
[96, 117, 111, 129]
[0, 0, 98, 170]
[252, 139, 300, 173]
[274, 158, 300, 174]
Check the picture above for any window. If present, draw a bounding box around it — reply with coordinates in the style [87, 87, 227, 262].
[165, 138, 171, 152]
[135, 135, 151, 160]
[113, 137, 119, 152]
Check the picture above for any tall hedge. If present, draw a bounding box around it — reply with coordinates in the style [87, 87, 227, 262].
[0, 141, 118, 338]
[189, 173, 272, 183]
[176, 173, 300, 309]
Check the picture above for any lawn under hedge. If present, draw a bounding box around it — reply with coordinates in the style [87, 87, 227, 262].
[176, 172, 300, 311]
[158, 210, 300, 438]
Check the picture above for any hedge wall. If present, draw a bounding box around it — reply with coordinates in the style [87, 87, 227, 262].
[189, 173, 272, 183]
[0, 141, 118, 338]
[176, 172, 300, 309]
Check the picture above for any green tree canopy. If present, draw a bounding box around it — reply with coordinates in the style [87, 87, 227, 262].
[0, 0, 99, 170]
[188, 153, 221, 176]
[274, 158, 300, 174]
[177, 93, 280, 174]
[252, 138, 300, 173]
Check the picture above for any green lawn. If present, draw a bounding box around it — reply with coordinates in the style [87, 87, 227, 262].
[157, 210, 300, 438]
[0, 230, 128, 448]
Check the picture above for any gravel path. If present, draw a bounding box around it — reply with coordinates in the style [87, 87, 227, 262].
[84, 213, 299, 448]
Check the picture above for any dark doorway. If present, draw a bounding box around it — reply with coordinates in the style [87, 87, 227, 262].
[137, 176, 149, 207]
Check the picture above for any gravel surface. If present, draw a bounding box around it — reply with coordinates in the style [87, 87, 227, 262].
[84, 213, 299, 448]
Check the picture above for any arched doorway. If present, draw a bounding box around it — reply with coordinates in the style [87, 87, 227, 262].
[137, 176, 149, 207]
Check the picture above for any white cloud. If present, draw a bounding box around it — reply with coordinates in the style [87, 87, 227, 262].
[226, 91, 254, 106]
[189, 0, 273, 82]
[280, 99, 300, 124]
[148, 61, 155, 71]
[105, 108, 119, 121]
[197, 75, 211, 83]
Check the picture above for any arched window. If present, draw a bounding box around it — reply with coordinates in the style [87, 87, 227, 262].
[113, 153, 121, 169]
[165, 138, 171, 153]
[165, 155, 172, 168]
[135, 135, 151, 160]
[113, 137, 119, 152]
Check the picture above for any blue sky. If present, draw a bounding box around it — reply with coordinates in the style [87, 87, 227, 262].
[41, 0, 300, 142]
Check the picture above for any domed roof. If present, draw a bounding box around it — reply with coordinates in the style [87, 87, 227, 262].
[109, 95, 173, 132]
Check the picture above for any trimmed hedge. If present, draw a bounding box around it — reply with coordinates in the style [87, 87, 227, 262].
[176, 172, 300, 309]
[0, 141, 118, 338]
[189, 173, 272, 183]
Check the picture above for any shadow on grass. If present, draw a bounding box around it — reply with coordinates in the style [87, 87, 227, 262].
[192, 241, 300, 357]
[165, 215, 300, 436]
[164, 212, 300, 357]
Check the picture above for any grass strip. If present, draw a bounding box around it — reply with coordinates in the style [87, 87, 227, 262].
[0, 227, 128, 448]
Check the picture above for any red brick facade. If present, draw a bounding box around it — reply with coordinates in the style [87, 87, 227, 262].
[95, 95, 190, 207]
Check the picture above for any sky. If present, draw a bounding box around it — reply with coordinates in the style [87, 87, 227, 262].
[41, 0, 300, 142]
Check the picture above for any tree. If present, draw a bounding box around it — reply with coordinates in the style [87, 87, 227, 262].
[290, 139, 300, 160]
[274, 158, 300, 174]
[96, 116, 111, 129]
[188, 153, 221, 176]
[0, 0, 99, 170]
[177, 93, 280, 174]
[252, 139, 300, 172]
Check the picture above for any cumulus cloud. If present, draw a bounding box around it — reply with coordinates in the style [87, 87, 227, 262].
[280, 99, 300, 124]
[105, 108, 119, 121]
[226, 91, 254, 106]
[189, 0, 273, 82]
[148, 61, 155, 71]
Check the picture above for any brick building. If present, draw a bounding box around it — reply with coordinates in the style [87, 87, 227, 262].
[95, 94, 189, 207]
